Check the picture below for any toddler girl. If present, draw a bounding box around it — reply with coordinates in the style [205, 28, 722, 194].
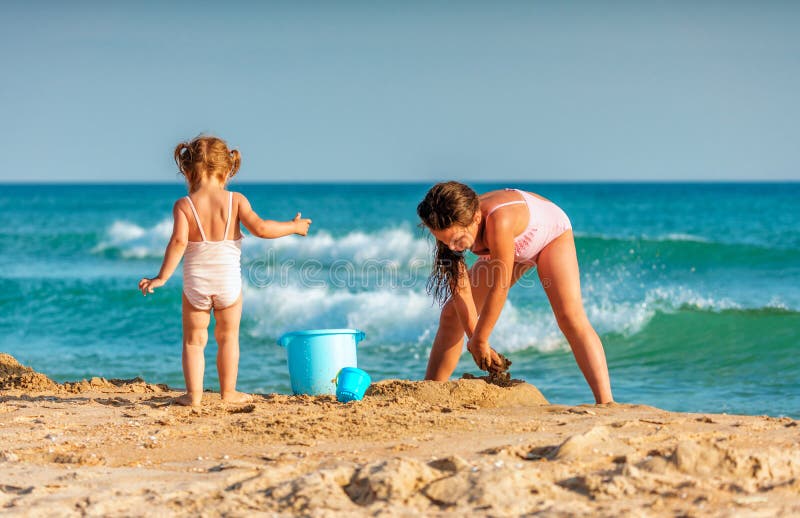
[139, 135, 311, 406]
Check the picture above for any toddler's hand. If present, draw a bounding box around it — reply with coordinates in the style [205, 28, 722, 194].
[293, 212, 312, 236]
[138, 277, 165, 296]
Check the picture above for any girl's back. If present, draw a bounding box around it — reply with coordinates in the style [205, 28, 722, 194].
[183, 189, 241, 242]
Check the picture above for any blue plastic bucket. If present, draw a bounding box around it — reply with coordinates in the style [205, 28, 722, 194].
[335, 367, 372, 403]
[277, 329, 365, 395]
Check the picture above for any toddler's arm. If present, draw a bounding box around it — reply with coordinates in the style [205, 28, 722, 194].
[237, 193, 312, 238]
[138, 200, 189, 296]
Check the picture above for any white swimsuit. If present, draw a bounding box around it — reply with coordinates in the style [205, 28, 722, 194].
[183, 192, 242, 310]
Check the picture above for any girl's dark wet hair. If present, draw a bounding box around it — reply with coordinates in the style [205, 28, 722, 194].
[417, 181, 480, 306]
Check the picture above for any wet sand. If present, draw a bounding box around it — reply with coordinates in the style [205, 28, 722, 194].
[1, 353, 799, 516]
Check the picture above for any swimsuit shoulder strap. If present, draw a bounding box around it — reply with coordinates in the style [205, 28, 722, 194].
[185, 196, 207, 242]
[485, 200, 527, 218]
[223, 191, 233, 240]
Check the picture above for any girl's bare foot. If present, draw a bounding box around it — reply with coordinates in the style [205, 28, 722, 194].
[174, 393, 202, 407]
[221, 391, 253, 404]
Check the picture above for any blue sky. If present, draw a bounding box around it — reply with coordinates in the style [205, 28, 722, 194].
[1, 1, 798, 182]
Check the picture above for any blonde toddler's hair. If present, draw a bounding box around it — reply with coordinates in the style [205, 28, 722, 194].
[174, 135, 241, 191]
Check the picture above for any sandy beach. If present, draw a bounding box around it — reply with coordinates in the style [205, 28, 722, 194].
[1, 353, 798, 516]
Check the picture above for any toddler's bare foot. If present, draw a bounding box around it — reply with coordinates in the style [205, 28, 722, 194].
[221, 391, 253, 404]
[174, 393, 202, 407]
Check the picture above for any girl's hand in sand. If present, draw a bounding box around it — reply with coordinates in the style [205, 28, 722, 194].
[138, 277, 165, 296]
[467, 337, 501, 372]
[293, 212, 312, 236]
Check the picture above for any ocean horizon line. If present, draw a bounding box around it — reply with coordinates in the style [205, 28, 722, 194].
[2, 179, 799, 186]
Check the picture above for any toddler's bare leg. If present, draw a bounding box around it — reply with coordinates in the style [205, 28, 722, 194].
[178, 294, 211, 406]
[214, 294, 251, 403]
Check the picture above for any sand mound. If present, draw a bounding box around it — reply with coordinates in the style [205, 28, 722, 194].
[0, 353, 169, 394]
[0, 353, 29, 378]
[61, 377, 169, 394]
[0, 353, 58, 391]
[366, 378, 548, 408]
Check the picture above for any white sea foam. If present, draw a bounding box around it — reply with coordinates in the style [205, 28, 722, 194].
[243, 284, 439, 346]
[92, 220, 172, 258]
[241, 280, 754, 353]
[584, 285, 744, 338]
[643, 286, 741, 312]
[766, 296, 790, 310]
[94, 219, 433, 266]
[241, 285, 664, 354]
[242, 282, 572, 353]
[242, 227, 432, 267]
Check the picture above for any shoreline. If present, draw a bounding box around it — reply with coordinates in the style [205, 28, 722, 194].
[2, 353, 799, 516]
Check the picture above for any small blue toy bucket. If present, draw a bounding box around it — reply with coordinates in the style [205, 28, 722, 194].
[277, 329, 365, 395]
[335, 367, 372, 403]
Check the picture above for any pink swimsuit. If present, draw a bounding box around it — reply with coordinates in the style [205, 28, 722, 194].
[478, 189, 572, 266]
[183, 192, 242, 310]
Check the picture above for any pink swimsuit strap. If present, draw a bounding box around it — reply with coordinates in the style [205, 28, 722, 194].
[484, 189, 532, 236]
[484, 199, 527, 219]
[185, 192, 234, 242]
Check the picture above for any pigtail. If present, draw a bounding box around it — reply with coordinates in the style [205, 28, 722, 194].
[174, 142, 191, 174]
[228, 149, 241, 180]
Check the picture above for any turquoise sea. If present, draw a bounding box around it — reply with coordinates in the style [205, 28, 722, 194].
[1, 183, 798, 417]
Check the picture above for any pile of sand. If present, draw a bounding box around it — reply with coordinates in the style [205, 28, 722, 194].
[0, 353, 169, 394]
[367, 377, 548, 408]
[0, 353, 58, 391]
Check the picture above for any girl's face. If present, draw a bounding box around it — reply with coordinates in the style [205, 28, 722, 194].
[430, 212, 481, 253]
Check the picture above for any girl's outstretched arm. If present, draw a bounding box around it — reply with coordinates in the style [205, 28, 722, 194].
[138, 200, 189, 296]
[237, 193, 311, 238]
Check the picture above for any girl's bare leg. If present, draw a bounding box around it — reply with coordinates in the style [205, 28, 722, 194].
[537, 230, 614, 404]
[178, 294, 211, 406]
[425, 262, 531, 380]
[213, 294, 251, 403]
